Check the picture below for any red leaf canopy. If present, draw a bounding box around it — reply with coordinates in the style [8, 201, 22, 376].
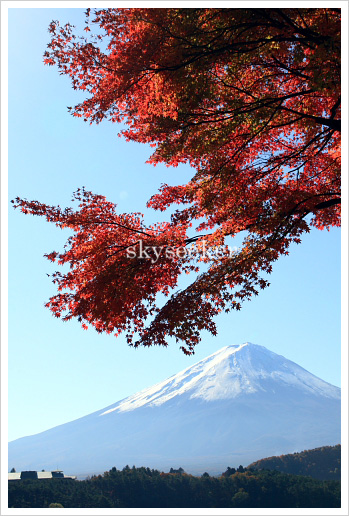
[15, 8, 340, 354]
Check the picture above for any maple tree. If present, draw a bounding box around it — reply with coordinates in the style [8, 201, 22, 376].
[13, 8, 341, 354]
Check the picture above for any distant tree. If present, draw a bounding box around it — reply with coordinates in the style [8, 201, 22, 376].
[170, 467, 185, 474]
[222, 467, 236, 477]
[10, 468, 16, 473]
[231, 488, 250, 507]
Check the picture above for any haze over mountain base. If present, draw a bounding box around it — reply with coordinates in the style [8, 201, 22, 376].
[8, 343, 340, 478]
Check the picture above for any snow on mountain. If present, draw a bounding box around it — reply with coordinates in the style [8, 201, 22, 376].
[101, 343, 339, 415]
[8, 343, 340, 478]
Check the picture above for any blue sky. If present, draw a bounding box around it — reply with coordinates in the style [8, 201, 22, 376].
[4, 6, 345, 443]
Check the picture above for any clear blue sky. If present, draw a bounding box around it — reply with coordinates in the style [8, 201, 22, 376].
[5, 7, 344, 443]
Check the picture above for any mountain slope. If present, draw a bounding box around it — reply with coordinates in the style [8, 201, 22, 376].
[8, 343, 340, 477]
[248, 444, 341, 481]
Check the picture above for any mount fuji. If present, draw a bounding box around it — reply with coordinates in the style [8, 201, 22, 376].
[8, 343, 340, 478]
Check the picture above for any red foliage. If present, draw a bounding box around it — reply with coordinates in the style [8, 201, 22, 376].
[14, 8, 341, 354]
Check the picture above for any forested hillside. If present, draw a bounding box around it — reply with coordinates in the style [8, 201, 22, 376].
[8, 465, 340, 508]
[248, 445, 341, 481]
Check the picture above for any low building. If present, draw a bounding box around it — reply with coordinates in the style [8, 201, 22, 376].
[8, 472, 21, 481]
[8, 470, 76, 481]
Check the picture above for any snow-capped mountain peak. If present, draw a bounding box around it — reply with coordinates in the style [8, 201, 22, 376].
[99, 342, 339, 416]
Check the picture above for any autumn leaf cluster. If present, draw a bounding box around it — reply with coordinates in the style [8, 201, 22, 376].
[15, 8, 341, 353]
